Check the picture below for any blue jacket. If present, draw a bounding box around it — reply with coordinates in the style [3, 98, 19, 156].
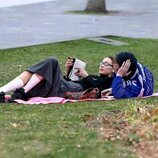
[112, 63, 154, 99]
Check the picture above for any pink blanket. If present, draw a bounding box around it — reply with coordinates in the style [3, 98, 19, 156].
[10, 92, 158, 104]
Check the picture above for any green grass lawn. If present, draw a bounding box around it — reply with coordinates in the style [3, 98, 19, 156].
[0, 37, 158, 158]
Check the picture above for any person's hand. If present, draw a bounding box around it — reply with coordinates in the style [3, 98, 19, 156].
[65, 57, 74, 75]
[75, 68, 88, 78]
[101, 88, 112, 97]
[116, 59, 131, 77]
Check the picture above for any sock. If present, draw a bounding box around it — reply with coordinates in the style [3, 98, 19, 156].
[23, 74, 42, 93]
[0, 77, 24, 93]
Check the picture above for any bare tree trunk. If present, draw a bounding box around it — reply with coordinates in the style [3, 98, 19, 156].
[85, 0, 108, 13]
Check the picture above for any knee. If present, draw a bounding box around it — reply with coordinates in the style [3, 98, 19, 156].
[47, 57, 58, 62]
[46, 57, 59, 65]
[18, 71, 33, 84]
[34, 73, 44, 81]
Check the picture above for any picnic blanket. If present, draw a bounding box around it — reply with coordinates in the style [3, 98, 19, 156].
[6, 92, 158, 105]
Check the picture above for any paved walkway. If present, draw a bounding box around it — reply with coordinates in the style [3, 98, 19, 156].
[0, 0, 158, 49]
[0, 0, 55, 8]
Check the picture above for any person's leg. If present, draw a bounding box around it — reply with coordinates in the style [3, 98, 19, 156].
[23, 73, 44, 93]
[26, 57, 63, 97]
[10, 57, 60, 101]
[0, 71, 33, 93]
[9, 73, 44, 102]
[18, 71, 33, 85]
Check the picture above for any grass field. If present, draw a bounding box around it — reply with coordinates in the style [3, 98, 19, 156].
[0, 37, 158, 158]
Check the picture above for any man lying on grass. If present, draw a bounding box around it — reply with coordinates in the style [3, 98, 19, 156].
[111, 51, 154, 99]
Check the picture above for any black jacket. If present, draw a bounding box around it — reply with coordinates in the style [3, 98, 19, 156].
[80, 75, 113, 91]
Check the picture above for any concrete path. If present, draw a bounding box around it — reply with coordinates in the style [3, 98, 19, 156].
[0, 0, 56, 8]
[0, 0, 158, 49]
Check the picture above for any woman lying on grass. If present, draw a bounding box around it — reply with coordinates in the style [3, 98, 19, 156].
[0, 56, 114, 103]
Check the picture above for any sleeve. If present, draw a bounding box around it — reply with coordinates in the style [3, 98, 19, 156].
[112, 76, 142, 99]
[81, 75, 99, 88]
[63, 75, 71, 81]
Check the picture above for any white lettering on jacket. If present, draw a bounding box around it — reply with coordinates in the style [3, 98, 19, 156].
[124, 80, 137, 86]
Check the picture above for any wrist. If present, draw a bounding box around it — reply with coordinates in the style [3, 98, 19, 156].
[116, 73, 123, 77]
[83, 74, 89, 78]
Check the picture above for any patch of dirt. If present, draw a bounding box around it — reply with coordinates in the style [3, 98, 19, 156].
[83, 108, 158, 158]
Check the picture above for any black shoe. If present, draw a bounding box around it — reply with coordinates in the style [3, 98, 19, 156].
[9, 88, 29, 103]
[0, 92, 5, 103]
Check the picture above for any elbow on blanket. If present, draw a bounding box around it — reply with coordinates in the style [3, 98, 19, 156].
[113, 93, 125, 99]
[112, 89, 126, 99]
